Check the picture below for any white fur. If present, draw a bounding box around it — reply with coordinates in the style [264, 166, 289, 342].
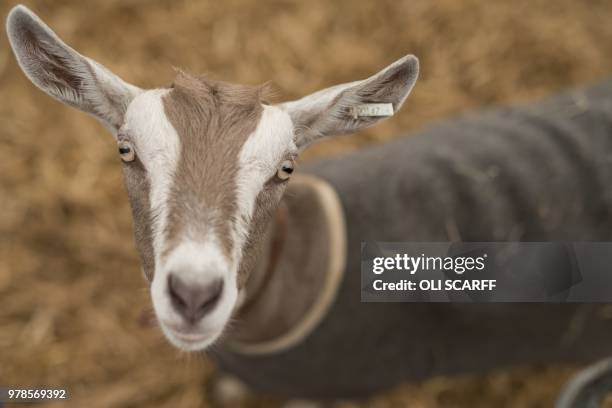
[233, 105, 296, 263]
[123, 89, 180, 263]
[281, 81, 359, 117]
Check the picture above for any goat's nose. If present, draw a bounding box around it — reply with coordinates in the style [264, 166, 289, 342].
[167, 274, 223, 324]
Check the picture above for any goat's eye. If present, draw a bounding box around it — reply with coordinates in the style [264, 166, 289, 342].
[277, 159, 295, 181]
[118, 141, 135, 162]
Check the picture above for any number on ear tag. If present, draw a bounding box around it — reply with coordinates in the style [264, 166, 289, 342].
[350, 103, 394, 119]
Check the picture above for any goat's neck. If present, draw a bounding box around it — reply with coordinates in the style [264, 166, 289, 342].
[239, 203, 288, 311]
[228, 174, 343, 346]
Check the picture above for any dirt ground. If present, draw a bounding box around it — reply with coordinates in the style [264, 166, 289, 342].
[2, 0, 612, 407]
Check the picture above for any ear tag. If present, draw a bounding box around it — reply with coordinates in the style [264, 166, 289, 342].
[350, 103, 394, 119]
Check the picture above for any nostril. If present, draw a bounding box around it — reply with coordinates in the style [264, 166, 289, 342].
[168, 274, 187, 309]
[167, 274, 224, 324]
[200, 279, 223, 307]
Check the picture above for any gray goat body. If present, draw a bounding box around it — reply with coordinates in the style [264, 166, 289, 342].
[214, 80, 612, 399]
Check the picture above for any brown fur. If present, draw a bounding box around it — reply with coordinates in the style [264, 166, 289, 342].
[161, 72, 270, 270]
[121, 156, 155, 281]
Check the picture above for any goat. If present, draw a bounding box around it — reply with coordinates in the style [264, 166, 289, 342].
[6, 3, 417, 396]
[8, 4, 612, 402]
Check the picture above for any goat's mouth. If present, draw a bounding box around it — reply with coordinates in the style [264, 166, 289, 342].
[160, 322, 223, 351]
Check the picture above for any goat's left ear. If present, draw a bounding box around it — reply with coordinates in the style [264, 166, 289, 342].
[280, 55, 418, 149]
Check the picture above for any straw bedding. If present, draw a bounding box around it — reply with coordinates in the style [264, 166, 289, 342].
[2, 0, 612, 406]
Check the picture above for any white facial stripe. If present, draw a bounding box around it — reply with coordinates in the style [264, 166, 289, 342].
[123, 89, 180, 266]
[163, 239, 228, 284]
[233, 105, 296, 259]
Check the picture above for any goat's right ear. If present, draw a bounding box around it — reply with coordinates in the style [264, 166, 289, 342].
[6, 5, 140, 131]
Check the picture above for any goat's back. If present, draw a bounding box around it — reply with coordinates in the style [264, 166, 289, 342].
[213, 80, 612, 399]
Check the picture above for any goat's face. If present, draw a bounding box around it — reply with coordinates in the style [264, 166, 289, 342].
[7, 5, 418, 351]
[119, 80, 296, 350]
